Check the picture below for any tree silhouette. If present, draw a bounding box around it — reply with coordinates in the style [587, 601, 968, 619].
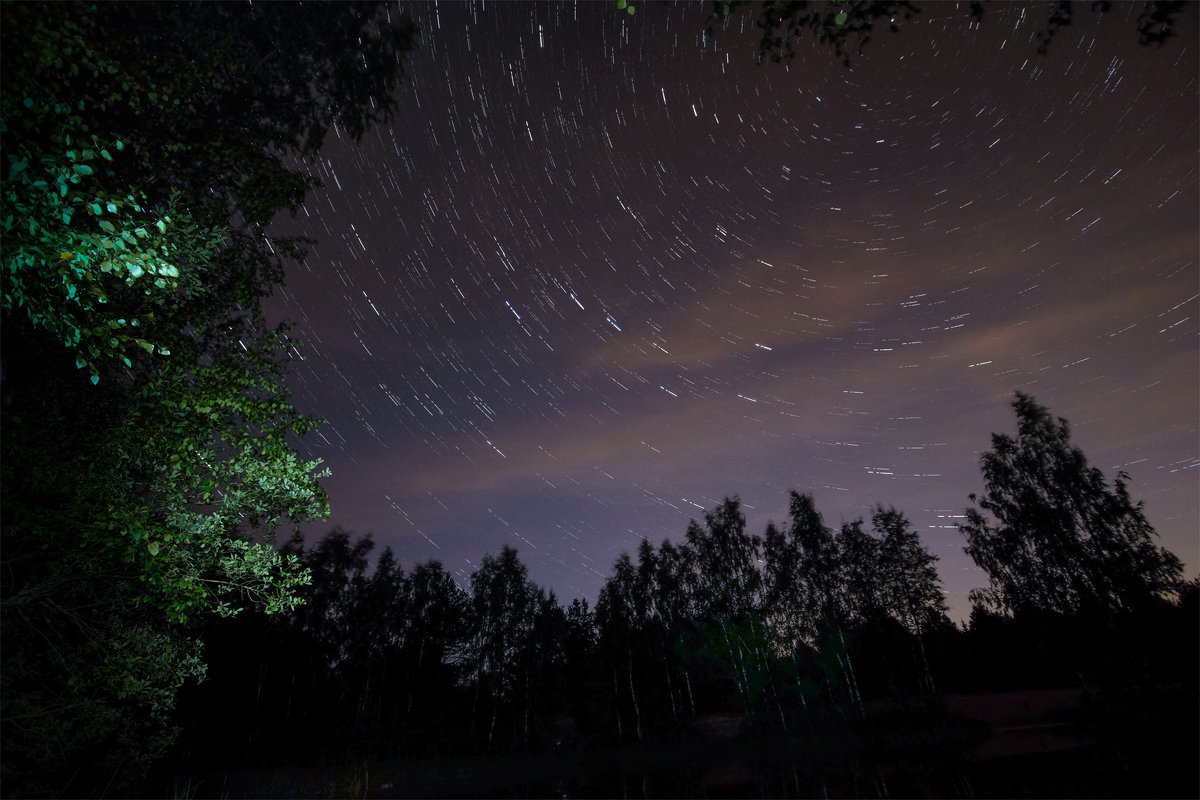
[764, 492, 839, 651]
[653, 538, 701, 721]
[835, 519, 883, 626]
[872, 507, 948, 635]
[397, 559, 470, 753]
[708, 1, 1192, 67]
[596, 552, 646, 742]
[960, 392, 1184, 617]
[466, 546, 539, 750]
[686, 497, 763, 621]
[157, 501, 1191, 795]
[871, 507, 948, 694]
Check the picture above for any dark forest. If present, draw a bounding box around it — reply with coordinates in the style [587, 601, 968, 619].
[160, 466, 1196, 798]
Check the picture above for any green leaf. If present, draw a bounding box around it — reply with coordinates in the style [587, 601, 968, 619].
[148, 541, 160, 557]
[101, 149, 112, 161]
[106, 202, 117, 213]
[834, 11, 848, 25]
[98, 219, 115, 233]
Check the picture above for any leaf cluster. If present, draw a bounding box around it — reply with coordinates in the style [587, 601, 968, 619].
[1, 2, 417, 793]
[708, 1, 1191, 66]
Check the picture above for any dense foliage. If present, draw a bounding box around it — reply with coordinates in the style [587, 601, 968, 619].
[708, 0, 1191, 66]
[0, 3, 416, 795]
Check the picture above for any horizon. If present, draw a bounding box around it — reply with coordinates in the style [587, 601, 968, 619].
[264, 1, 1199, 623]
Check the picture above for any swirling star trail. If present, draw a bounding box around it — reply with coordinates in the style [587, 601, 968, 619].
[264, 2, 1198, 618]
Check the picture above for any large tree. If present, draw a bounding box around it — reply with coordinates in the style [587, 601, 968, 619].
[0, 3, 417, 793]
[686, 496, 763, 620]
[763, 491, 839, 651]
[960, 392, 1184, 617]
[595, 551, 647, 742]
[871, 507, 948, 636]
[466, 546, 539, 750]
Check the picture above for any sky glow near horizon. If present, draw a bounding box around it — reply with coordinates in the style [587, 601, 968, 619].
[264, 1, 1199, 620]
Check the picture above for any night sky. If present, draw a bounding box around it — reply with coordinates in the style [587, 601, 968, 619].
[263, 1, 1198, 621]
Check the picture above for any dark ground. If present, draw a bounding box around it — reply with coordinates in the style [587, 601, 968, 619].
[166, 685, 1198, 799]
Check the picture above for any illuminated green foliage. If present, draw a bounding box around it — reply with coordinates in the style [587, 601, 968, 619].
[0, 8, 206, 382]
[1, 2, 415, 793]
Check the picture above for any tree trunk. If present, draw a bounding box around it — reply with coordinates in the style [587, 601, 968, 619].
[612, 667, 624, 740]
[792, 653, 808, 709]
[837, 629, 864, 716]
[628, 650, 643, 741]
[523, 670, 531, 744]
[662, 650, 678, 724]
[470, 674, 483, 741]
[915, 632, 936, 696]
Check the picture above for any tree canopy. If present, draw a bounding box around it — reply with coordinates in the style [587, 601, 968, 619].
[0, 3, 417, 793]
[960, 392, 1184, 617]
[707, 0, 1192, 66]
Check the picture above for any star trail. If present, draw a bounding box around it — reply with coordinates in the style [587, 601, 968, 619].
[263, 1, 1198, 620]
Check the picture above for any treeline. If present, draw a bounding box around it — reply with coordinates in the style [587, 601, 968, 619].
[174, 497, 954, 765]
[163, 417, 1197, 796]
